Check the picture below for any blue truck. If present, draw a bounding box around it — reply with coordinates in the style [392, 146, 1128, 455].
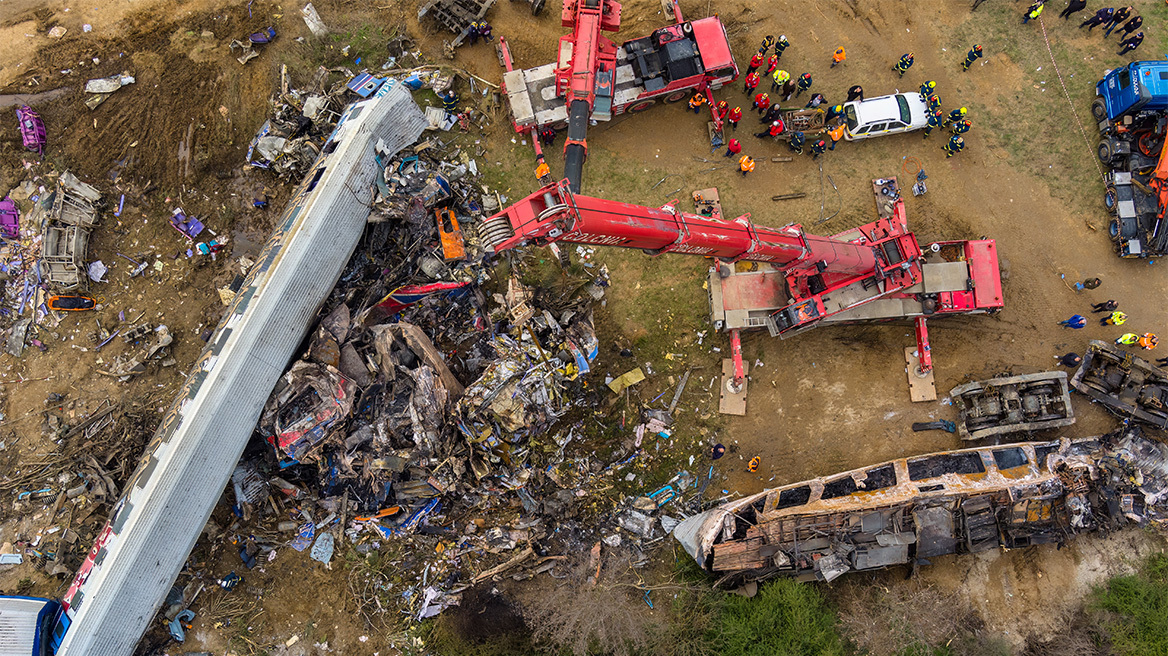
[0, 596, 64, 655]
[1093, 61, 1168, 258]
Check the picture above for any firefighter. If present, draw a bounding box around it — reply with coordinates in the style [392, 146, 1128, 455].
[775, 35, 790, 60]
[1102, 310, 1128, 326]
[1118, 32, 1143, 56]
[760, 35, 775, 54]
[755, 120, 784, 139]
[688, 91, 707, 114]
[1104, 6, 1132, 37]
[753, 92, 771, 114]
[747, 456, 761, 473]
[892, 52, 914, 77]
[826, 104, 845, 121]
[795, 72, 813, 98]
[962, 45, 983, 72]
[950, 118, 971, 135]
[846, 85, 864, 102]
[942, 134, 965, 158]
[919, 80, 936, 99]
[439, 89, 460, 113]
[765, 54, 779, 76]
[923, 109, 944, 139]
[827, 122, 846, 150]
[715, 100, 729, 121]
[928, 94, 942, 112]
[1060, 0, 1087, 18]
[724, 137, 742, 158]
[739, 154, 755, 177]
[1022, 2, 1043, 25]
[538, 125, 556, 146]
[1114, 14, 1142, 40]
[1138, 333, 1158, 350]
[810, 138, 827, 160]
[478, 21, 493, 41]
[467, 21, 482, 45]
[831, 47, 846, 68]
[727, 106, 743, 131]
[747, 49, 765, 75]
[771, 69, 790, 93]
[789, 130, 805, 154]
[944, 106, 967, 127]
[1116, 333, 1139, 346]
[1080, 7, 1113, 31]
[744, 71, 760, 95]
[1091, 300, 1119, 313]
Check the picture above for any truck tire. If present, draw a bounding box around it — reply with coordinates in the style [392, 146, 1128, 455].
[1109, 219, 1121, 242]
[1097, 140, 1113, 164]
[1104, 184, 1118, 215]
[664, 90, 689, 103]
[1091, 97, 1108, 122]
[628, 99, 656, 112]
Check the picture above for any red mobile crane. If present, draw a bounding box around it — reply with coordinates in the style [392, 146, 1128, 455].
[498, 0, 738, 192]
[479, 179, 1003, 405]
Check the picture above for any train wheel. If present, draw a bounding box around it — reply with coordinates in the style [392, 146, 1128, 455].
[664, 90, 689, 103]
[628, 99, 656, 112]
[1104, 184, 1118, 215]
[1109, 219, 1121, 242]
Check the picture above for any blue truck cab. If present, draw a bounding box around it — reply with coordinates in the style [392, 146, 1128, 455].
[1094, 61, 1168, 128]
[0, 595, 64, 655]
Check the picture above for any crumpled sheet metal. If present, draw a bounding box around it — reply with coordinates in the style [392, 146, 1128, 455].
[261, 361, 356, 461]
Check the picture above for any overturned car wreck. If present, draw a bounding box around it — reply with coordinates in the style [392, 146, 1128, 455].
[949, 371, 1075, 441]
[674, 429, 1168, 585]
[1072, 340, 1168, 429]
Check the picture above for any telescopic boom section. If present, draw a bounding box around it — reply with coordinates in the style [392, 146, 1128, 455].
[557, 0, 621, 192]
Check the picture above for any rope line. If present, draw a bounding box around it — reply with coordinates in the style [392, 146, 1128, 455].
[1037, 15, 1107, 182]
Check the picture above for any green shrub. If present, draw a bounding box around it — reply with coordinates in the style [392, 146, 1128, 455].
[1090, 553, 1168, 656]
[716, 578, 849, 656]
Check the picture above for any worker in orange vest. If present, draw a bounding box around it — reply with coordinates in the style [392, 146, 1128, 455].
[831, 47, 846, 68]
[1138, 333, 1159, 350]
[747, 50, 765, 74]
[827, 123, 846, 150]
[743, 71, 760, 95]
[724, 137, 742, 158]
[739, 155, 755, 176]
[753, 92, 771, 114]
[727, 106, 742, 131]
[747, 456, 761, 472]
[687, 91, 707, 114]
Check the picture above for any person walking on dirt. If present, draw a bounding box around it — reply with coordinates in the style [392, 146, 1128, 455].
[747, 456, 761, 473]
[755, 120, 784, 139]
[1138, 333, 1158, 350]
[765, 54, 779, 76]
[950, 118, 971, 135]
[831, 47, 846, 68]
[1060, 0, 1087, 18]
[1059, 314, 1087, 329]
[752, 92, 771, 114]
[747, 50, 765, 75]
[710, 443, 726, 460]
[847, 85, 864, 102]
[923, 109, 944, 138]
[1091, 300, 1119, 313]
[943, 135, 965, 157]
[775, 35, 790, 61]
[724, 137, 742, 158]
[771, 69, 790, 93]
[1102, 310, 1128, 326]
[893, 53, 914, 77]
[827, 123, 846, 150]
[744, 71, 760, 95]
[1116, 333, 1139, 346]
[1104, 6, 1132, 36]
[1055, 352, 1083, 367]
[727, 106, 742, 131]
[760, 35, 775, 54]
[944, 107, 968, 127]
[1022, 1, 1044, 24]
[810, 138, 827, 160]
[795, 72, 813, 98]
[1080, 7, 1114, 30]
[687, 91, 707, 114]
[962, 45, 984, 71]
[1117, 31, 1144, 56]
[1114, 15, 1142, 39]
[789, 130, 805, 154]
[805, 92, 827, 109]
[738, 155, 755, 177]
[919, 80, 937, 99]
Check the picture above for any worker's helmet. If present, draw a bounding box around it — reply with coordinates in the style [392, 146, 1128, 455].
[925, 80, 936, 90]
[974, 44, 983, 53]
[779, 35, 788, 42]
[908, 51, 914, 57]
[1136, 31, 1144, 37]
[959, 107, 968, 115]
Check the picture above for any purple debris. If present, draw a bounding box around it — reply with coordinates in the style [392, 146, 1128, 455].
[169, 208, 205, 241]
[16, 106, 46, 155]
[0, 197, 18, 239]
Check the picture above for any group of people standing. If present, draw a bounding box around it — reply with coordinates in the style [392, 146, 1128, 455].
[1042, 2, 1145, 56]
[1058, 296, 1161, 359]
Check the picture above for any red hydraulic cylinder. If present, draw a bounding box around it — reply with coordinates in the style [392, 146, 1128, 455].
[481, 179, 879, 277]
[913, 316, 933, 375]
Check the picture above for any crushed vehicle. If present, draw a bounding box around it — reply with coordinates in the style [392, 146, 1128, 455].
[37, 171, 102, 290]
[16, 105, 46, 155]
[949, 371, 1075, 440]
[674, 428, 1168, 586]
[418, 0, 499, 47]
[1072, 339, 1168, 429]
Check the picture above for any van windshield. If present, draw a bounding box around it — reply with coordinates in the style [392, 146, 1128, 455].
[896, 95, 911, 123]
[1119, 67, 1132, 90]
[845, 105, 858, 130]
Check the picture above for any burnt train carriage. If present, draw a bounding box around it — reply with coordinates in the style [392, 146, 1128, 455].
[949, 371, 1075, 441]
[1072, 340, 1168, 429]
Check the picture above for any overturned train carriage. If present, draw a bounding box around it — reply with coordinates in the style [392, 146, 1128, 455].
[950, 371, 1075, 441]
[1072, 340, 1168, 429]
[674, 433, 1168, 585]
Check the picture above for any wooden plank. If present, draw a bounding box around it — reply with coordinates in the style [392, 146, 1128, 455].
[905, 346, 937, 402]
[771, 193, 806, 201]
[718, 358, 748, 415]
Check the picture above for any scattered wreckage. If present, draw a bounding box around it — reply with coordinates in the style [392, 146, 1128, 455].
[37, 171, 102, 291]
[1072, 340, 1168, 429]
[949, 371, 1075, 441]
[674, 429, 1168, 585]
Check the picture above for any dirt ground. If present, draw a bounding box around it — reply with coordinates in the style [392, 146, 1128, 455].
[0, 0, 1166, 653]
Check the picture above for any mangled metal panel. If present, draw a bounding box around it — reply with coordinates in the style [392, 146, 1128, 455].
[1072, 340, 1168, 429]
[950, 371, 1075, 440]
[56, 84, 427, 656]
